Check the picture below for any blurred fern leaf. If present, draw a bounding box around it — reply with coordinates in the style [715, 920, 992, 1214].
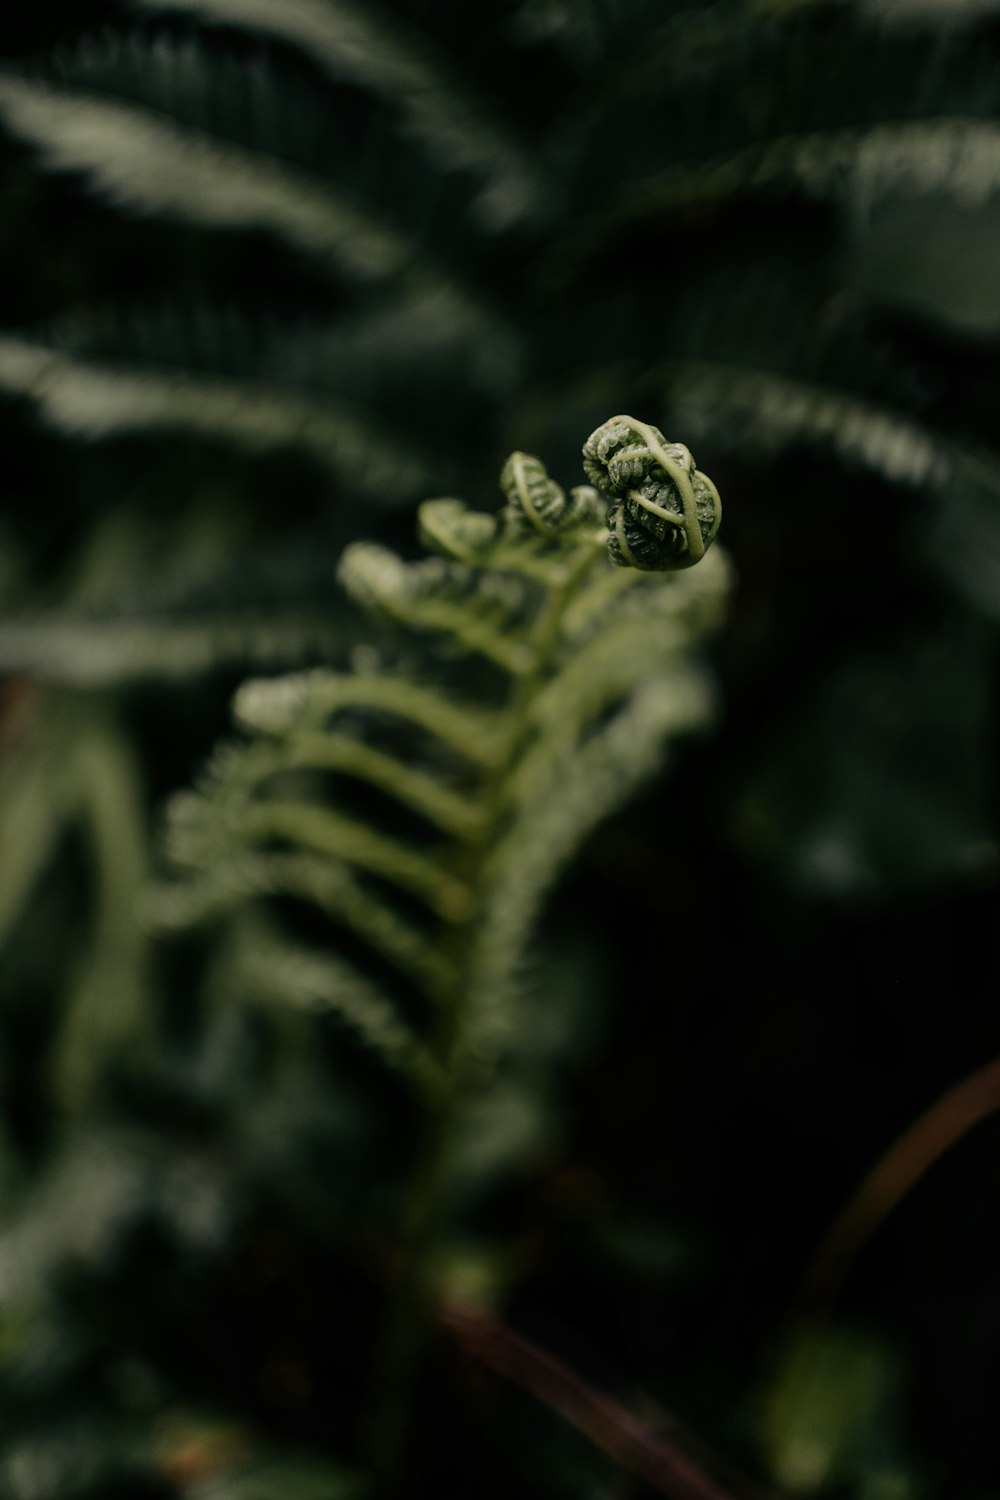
[128, 0, 545, 229]
[0, 333, 431, 493]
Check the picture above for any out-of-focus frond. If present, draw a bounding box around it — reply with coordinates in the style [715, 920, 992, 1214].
[0, 53, 494, 329]
[620, 117, 1000, 217]
[48, 713, 155, 1107]
[0, 507, 355, 686]
[338, 542, 536, 675]
[233, 667, 505, 766]
[0, 608, 349, 686]
[224, 917, 444, 1096]
[0, 70, 400, 275]
[577, 6, 1000, 242]
[661, 357, 1000, 502]
[0, 699, 156, 1108]
[634, 273, 1000, 524]
[150, 847, 454, 992]
[129, 0, 547, 229]
[43, 292, 522, 407]
[0, 334, 431, 494]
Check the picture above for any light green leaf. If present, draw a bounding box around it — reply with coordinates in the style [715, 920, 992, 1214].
[228, 922, 443, 1096]
[234, 670, 503, 767]
[762, 1326, 920, 1499]
[238, 801, 470, 918]
[150, 848, 452, 995]
[212, 729, 483, 840]
[338, 543, 534, 674]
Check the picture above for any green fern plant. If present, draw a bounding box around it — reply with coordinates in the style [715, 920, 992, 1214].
[2, 4, 999, 1494]
[150, 414, 728, 1478]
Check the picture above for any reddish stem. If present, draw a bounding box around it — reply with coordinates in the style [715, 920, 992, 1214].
[441, 1301, 771, 1500]
[799, 1053, 1000, 1310]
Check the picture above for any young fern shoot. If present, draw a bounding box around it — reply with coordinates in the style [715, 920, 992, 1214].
[153, 414, 728, 1480]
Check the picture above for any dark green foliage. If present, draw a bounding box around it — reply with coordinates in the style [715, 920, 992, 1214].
[2, 2, 1000, 1497]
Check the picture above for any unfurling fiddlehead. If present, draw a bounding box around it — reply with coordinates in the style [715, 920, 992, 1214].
[417, 498, 499, 562]
[500, 451, 603, 538]
[420, 418, 721, 573]
[583, 414, 722, 570]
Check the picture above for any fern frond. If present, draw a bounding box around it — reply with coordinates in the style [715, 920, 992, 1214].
[338, 543, 535, 675]
[152, 848, 453, 993]
[0, 334, 430, 494]
[0, 611, 348, 687]
[658, 357, 1000, 504]
[629, 117, 1000, 216]
[245, 805, 460, 913]
[165, 714, 482, 868]
[233, 669, 504, 767]
[587, 266, 1000, 513]
[283, 732, 483, 838]
[0, 62, 487, 315]
[0, 502, 355, 686]
[419, 497, 600, 585]
[44, 290, 519, 408]
[0, 70, 386, 271]
[578, 7, 1000, 238]
[159, 422, 728, 1106]
[128, 0, 545, 229]
[226, 919, 444, 1096]
[168, 771, 472, 920]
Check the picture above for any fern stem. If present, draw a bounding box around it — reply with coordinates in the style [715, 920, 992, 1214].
[362, 540, 604, 1493]
[797, 1053, 1000, 1315]
[441, 1302, 755, 1500]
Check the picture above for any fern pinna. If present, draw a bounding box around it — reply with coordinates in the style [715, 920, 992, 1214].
[152, 415, 727, 1474]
